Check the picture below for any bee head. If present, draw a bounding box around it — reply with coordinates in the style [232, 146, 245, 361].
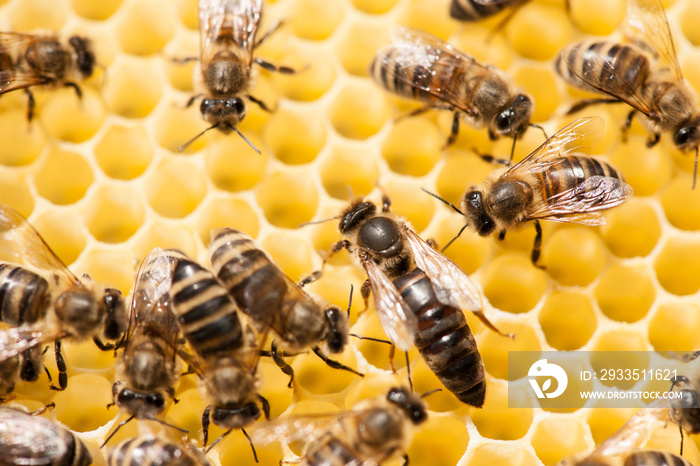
[212, 401, 261, 429]
[113, 381, 166, 417]
[387, 387, 427, 425]
[200, 97, 246, 131]
[674, 119, 700, 151]
[102, 288, 127, 341]
[462, 189, 496, 236]
[339, 200, 376, 235]
[68, 36, 95, 78]
[493, 94, 533, 137]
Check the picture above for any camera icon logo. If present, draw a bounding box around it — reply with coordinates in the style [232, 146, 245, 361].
[528, 359, 568, 399]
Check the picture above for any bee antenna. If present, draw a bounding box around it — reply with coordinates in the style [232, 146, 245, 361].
[146, 415, 189, 434]
[346, 284, 353, 318]
[178, 124, 220, 152]
[441, 223, 469, 253]
[420, 187, 464, 215]
[529, 123, 548, 140]
[693, 146, 698, 190]
[420, 388, 442, 399]
[298, 214, 341, 228]
[101, 414, 135, 448]
[233, 127, 262, 154]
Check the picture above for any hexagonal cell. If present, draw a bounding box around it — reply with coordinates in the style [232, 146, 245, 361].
[116, 1, 176, 55]
[32, 209, 87, 266]
[594, 263, 656, 323]
[383, 179, 436, 233]
[654, 237, 700, 296]
[154, 101, 212, 153]
[450, 26, 513, 72]
[435, 150, 495, 208]
[681, 0, 700, 46]
[608, 134, 673, 196]
[470, 380, 534, 440]
[406, 415, 470, 466]
[430, 214, 493, 276]
[539, 291, 597, 350]
[531, 415, 591, 465]
[291, 349, 359, 395]
[319, 143, 380, 201]
[335, 19, 391, 77]
[649, 301, 700, 352]
[513, 66, 561, 123]
[600, 198, 661, 258]
[260, 232, 314, 282]
[327, 80, 390, 140]
[144, 158, 207, 219]
[568, 0, 626, 35]
[271, 43, 337, 102]
[203, 133, 269, 192]
[480, 321, 541, 380]
[165, 389, 209, 445]
[541, 227, 609, 287]
[661, 176, 700, 231]
[52, 373, 113, 432]
[381, 117, 442, 177]
[83, 184, 145, 243]
[290, 0, 344, 41]
[33, 147, 94, 205]
[263, 109, 327, 165]
[78, 247, 136, 295]
[351, 0, 397, 14]
[9, 0, 66, 30]
[255, 171, 319, 229]
[591, 331, 649, 390]
[505, 3, 571, 61]
[0, 171, 34, 218]
[132, 220, 200, 261]
[465, 442, 541, 466]
[480, 254, 547, 314]
[586, 405, 642, 445]
[70, 0, 122, 20]
[397, 0, 457, 39]
[94, 125, 154, 180]
[192, 196, 260, 246]
[0, 109, 46, 167]
[177, 0, 198, 29]
[218, 428, 283, 465]
[41, 87, 106, 143]
[103, 58, 162, 118]
[163, 37, 198, 93]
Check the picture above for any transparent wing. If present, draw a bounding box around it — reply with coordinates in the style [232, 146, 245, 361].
[506, 117, 605, 177]
[0, 33, 51, 94]
[0, 205, 79, 285]
[0, 71, 46, 94]
[403, 229, 482, 313]
[626, 0, 681, 80]
[250, 411, 352, 445]
[0, 326, 61, 363]
[0, 409, 68, 465]
[360, 253, 417, 351]
[198, 0, 262, 65]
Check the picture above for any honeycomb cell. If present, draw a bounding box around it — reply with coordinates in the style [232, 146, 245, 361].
[33, 147, 94, 205]
[319, 143, 380, 200]
[335, 20, 391, 77]
[352, 310, 416, 373]
[0, 172, 34, 218]
[654, 237, 700, 295]
[568, 0, 626, 35]
[541, 227, 609, 287]
[94, 125, 154, 180]
[177, 0, 198, 29]
[32, 209, 87, 266]
[591, 331, 649, 389]
[271, 44, 337, 102]
[513, 66, 561, 122]
[193, 196, 260, 246]
[539, 291, 597, 351]
[594, 264, 656, 323]
[431, 214, 493, 275]
[351, 0, 397, 15]
[327, 80, 390, 140]
[480, 255, 547, 314]
[465, 442, 541, 466]
[505, 3, 571, 61]
[290, 0, 344, 40]
[41, 87, 106, 143]
[53, 373, 113, 432]
[406, 415, 470, 466]
[397, 0, 457, 39]
[530, 415, 590, 465]
[586, 406, 641, 445]
[63, 339, 115, 371]
[680, 0, 700, 45]
[381, 117, 442, 176]
[608, 134, 673, 196]
[304, 267, 364, 322]
[132, 220, 200, 262]
[661, 176, 700, 230]
[257, 360, 294, 420]
[291, 349, 360, 395]
[384, 179, 436, 233]
[116, 1, 176, 55]
[480, 321, 541, 380]
[78, 247, 136, 295]
[682, 51, 700, 97]
[164, 38, 199, 93]
[144, 158, 207, 219]
[218, 431, 283, 466]
[83, 184, 145, 243]
[165, 388, 210, 444]
[0, 110, 46, 167]
[450, 26, 513, 71]
[103, 58, 162, 118]
[649, 301, 700, 352]
[255, 171, 319, 229]
[600, 198, 661, 258]
[8, 0, 66, 30]
[70, 0, 122, 20]
[154, 102, 212, 153]
[260, 232, 313, 282]
[263, 109, 326, 165]
[203, 134, 269, 192]
[470, 381, 533, 440]
[435, 150, 495, 208]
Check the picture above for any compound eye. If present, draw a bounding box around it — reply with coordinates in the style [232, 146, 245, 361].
[200, 98, 213, 112]
[496, 110, 512, 132]
[674, 126, 694, 146]
[468, 191, 482, 209]
[228, 98, 246, 116]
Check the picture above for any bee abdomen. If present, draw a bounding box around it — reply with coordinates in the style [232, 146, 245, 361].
[449, 0, 510, 21]
[306, 437, 359, 466]
[540, 156, 624, 204]
[624, 451, 693, 466]
[0, 263, 50, 325]
[108, 436, 208, 466]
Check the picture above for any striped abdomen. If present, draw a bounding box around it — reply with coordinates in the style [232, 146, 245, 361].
[449, 0, 518, 21]
[108, 436, 210, 466]
[537, 155, 625, 207]
[210, 228, 287, 332]
[304, 436, 360, 466]
[0, 263, 50, 326]
[556, 40, 650, 97]
[623, 451, 693, 466]
[169, 256, 244, 359]
[393, 268, 486, 407]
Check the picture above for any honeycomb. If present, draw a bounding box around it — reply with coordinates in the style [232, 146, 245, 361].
[1, 0, 700, 464]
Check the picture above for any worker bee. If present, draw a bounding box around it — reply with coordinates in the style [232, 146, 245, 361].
[254, 386, 427, 465]
[426, 116, 633, 266]
[560, 450, 694, 466]
[0, 32, 95, 121]
[103, 248, 187, 447]
[209, 228, 361, 388]
[0, 406, 92, 466]
[180, 0, 297, 153]
[449, 0, 527, 22]
[0, 205, 127, 391]
[556, 0, 700, 188]
[107, 436, 212, 466]
[369, 26, 537, 148]
[163, 248, 269, 460]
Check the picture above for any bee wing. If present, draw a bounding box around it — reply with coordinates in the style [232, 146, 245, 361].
[506, 117, 605, 176]
[0, 409, 69, 465]
[198, 0, 262, 65]
[0, 71, 47, 94]
[626, 0, 682, 81]
[381, 26, 491, 115]
[360, 253, 417, 351]
[0, 33, 52, 94]
[0, 205, 79, 285]
[526, 175, 633, 223]
[250, 411, 354, 445]
[403, 229, 483, 313]
[0, 326, 61, 363]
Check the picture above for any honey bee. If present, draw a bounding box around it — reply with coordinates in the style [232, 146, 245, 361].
[426, 116, 633, 266]
[107, 436, 212, 466]
[209, 228, 361, 387]
[0, 406, 92, 465]
[369, 26, 537, 149]
[560, 450, 694, 466]
[449, 0, 527, 22]
[0, 205, 127, 391]
[103, 248, 187, 447]
[180, 0, 297, 153]
[254, 386, 427, 465]
[0, 33, 95, 121]
[163, 248, 269, 460]
[555, 0, 700, 188]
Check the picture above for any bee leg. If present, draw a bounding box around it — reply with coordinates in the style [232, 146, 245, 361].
[185, 93, 204, 108]
[270, 341, 295, 388]
[361, 279, 372, 314]
[444, 111, 460, 148]
[401, 453, 410, 466]
[254, 20, 284, 48]
[92, 336, 114, 351]
[64, 82, 82, 99]
[29, 402, 55, 416]
[170, 56, 198, 64]
[201, 405, 212, 448]
[646, 132, 660, 148]
[166, 386, 179, 404]
[298, 270, 323, 288]
[241, 428, 259, 463]
[388, 344, 397, 374]
[254, 57, 301, 75]
[531, 220, 545, 270]
[49, 340, 67, 391]
[566, 97, 621, 115]
[247, 94, 275, 112]
[258, 394, 271, 419]
[24, 88, 35, 121]
[498, 230, 506, 241]
[311, 346, 364, 378]
[404, 351, 413, 393]
[473, 147, 510, 166]
[620, 109, 637, 143]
